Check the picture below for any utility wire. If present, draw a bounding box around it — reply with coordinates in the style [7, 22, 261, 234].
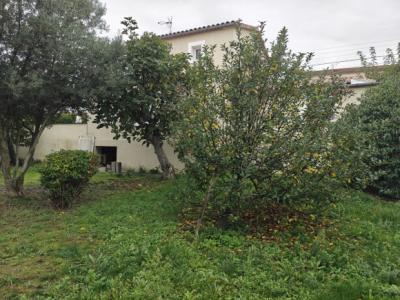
[314, 52, 365, 62]
[306, 38, 400, 53]
[310, 43, 399, 58]
[311, 45, 396, 65]
[310, 55, 386, 67]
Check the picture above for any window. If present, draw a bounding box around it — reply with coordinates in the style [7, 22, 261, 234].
[195, 47, 202, 60]
[188, 40, 205, 62]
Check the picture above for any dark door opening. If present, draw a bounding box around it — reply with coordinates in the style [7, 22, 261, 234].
[96, 146, 117, 166]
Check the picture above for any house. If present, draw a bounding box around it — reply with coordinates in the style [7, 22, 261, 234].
[31, 20, 378, 171]
[313, 66, 377, 108]
[32, 21, 257, 170]
[160, 20, 257, 64]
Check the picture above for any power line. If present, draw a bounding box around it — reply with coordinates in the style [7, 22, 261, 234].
[310, 55, 386, 67]
[310, 43, 399, 58]
[298, 42, 398, 68]
[311, 46, 397, 65]
[306, 38, 400, 53]
[313, 52, 363, 62]
[312, 52, 377, 64]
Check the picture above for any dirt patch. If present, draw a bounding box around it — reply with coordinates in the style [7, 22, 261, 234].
[180, 203, 335, 246]
[242, 204, 334, 243]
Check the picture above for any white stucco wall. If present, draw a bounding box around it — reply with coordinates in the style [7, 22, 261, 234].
[164, 26, 254, 65]
[346, 86, 368, 106]
[32, 27, 255, 170]
[34, 122, 183, 170]
[31, 27, 373, 171]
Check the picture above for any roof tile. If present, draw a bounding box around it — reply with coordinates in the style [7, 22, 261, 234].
[160, 20, 257, 39]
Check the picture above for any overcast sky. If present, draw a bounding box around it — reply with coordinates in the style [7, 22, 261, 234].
[102, 0, 400, 69]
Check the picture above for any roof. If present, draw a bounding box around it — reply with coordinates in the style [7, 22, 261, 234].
[160, 20, 257, 40]
[346, 78, 377, 88]
[312, 66, 387, 88]
[312, 65, 387, 76]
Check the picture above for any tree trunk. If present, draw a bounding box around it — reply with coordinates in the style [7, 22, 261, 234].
[0, 128, 20, 196]
[6, 133, 17, 166]
[151, 134, 175, 179]
[0, 124, 45, 196]
[195, 177, 216, 238]
[4, 176, 25, 197]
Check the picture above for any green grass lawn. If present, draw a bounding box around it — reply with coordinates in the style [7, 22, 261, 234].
[1, 170, 400, 299]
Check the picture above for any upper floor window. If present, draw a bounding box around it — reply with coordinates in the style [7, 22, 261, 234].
[188, 40, 205, 63]
[195, 47, 202, 60]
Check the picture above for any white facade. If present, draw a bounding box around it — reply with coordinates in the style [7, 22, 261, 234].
[31, 21, 374, 170]
[32, 21, 256, 170]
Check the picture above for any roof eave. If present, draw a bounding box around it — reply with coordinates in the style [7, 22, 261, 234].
[312, 65, 388, 76]
[347, 82, 378, 88]
[160, 21, 257, 40]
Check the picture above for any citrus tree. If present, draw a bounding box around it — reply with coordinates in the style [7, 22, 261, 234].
[172, 24, 348, 228]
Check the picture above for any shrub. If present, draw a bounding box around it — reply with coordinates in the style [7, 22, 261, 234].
[172, 25, 348, 228]
[125, 167, 148, 176]
[39, 150, 99, 208]
[53, 112, 76, 124]
[53, 112, 89, 124]
[336, 63, 400, 199]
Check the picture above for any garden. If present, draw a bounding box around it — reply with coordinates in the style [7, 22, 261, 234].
[1, 169, 400, 299]
[1, 0, 400, 299]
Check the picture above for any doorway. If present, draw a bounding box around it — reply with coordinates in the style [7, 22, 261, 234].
[96, 146, 117, 166]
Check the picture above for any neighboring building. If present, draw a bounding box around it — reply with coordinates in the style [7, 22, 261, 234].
[32, 20, 257, 170]
[313, 66, 377, 108]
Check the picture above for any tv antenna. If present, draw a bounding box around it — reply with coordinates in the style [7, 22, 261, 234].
[158, 17, 173, 34]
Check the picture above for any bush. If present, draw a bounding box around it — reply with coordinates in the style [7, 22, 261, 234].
[52, 112, 89, 124]
[336, 63, 400, 198]
[172, 25, 348, 228]
[53, 112, 76, 124]
[39, 150, 99, 208]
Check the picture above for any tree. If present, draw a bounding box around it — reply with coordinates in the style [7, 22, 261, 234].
[92, 18, 189, 178]
[172, 25, 348, 228]
[0, 0, 107, 195]
[336, 46, 400, 198]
